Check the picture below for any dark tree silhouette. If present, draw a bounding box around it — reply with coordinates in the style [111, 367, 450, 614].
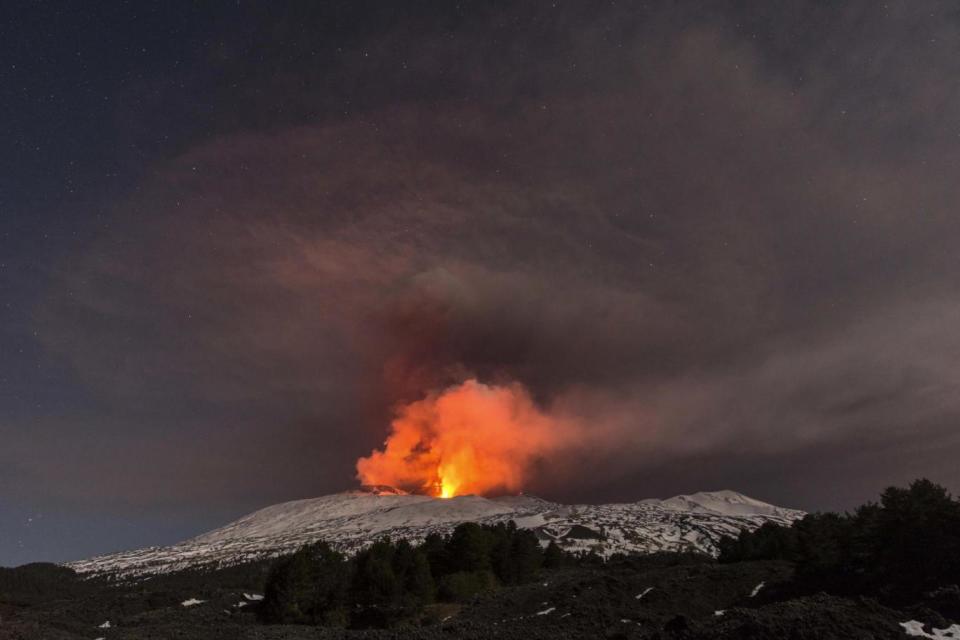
[261, 542, 350, 625]
[262, 519, 564, 627]
[718, 478, 960, 603]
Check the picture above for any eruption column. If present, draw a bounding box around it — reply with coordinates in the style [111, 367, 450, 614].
[356, 379, 569, 497]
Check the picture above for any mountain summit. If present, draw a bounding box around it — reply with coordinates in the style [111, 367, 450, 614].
[67, 490, 804, 577]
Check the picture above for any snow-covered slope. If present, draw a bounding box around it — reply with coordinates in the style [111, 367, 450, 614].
[652, 489, 800, 518]
[66, 488, 804, 577]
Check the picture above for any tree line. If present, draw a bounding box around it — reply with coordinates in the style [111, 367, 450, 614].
[262, 478, 960, 627]
[261, 520, 571, 627]
[718, 478, 960, 604]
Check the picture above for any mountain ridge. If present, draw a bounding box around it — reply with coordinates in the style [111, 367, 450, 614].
[66, 488, 804, 578]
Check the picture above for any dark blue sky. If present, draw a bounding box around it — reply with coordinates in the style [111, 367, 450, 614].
[0, 0, 415, 566]
[4, 1, 960, 567]
[2, 0, 492, 566]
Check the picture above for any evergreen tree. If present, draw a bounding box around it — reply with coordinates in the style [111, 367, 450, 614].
[422, 532, 450, 577]
[488, 522, 516, 584]
[509, 527, 544, 583]
[543, 541, 567, 569]
[393, 539, 435, 607]
[717, 478, 960, 603]
[261, 542, 350, 625]
[718, 521, 797, 563]
[352, 539, 399, 606]
[869, 479, 960, 596]
[447, 523, 493, 573]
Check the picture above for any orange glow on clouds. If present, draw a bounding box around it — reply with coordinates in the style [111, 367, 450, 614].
[357, 379, 569, 497]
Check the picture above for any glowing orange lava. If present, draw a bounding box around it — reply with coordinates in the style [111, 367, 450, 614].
[356, 379, 568, 497]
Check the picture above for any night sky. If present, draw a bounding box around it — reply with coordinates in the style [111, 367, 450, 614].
[4, 1, 960, 567]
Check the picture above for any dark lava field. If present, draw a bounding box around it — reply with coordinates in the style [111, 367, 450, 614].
[2, 553, 953, 640]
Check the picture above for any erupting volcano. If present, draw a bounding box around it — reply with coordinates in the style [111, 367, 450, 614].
[356, 379, 571, 498]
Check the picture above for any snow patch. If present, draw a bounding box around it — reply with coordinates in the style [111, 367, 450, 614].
[98, 620, 111, 628]
[657, 490, 797, 518]
[714, 610, 726, 616]
[181, 598, 205, 607]
[900, 621, 960, 639]
[536, 607, 556, 616]
[635, 586, 654, 600]
[243, 593, 263, 601]
[749, 581, 765, 597]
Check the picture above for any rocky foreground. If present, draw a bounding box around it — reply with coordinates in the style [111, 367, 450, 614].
[1, 554, 955, 639]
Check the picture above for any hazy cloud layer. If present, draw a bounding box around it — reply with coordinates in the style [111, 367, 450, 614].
[21, 2, 960, 521]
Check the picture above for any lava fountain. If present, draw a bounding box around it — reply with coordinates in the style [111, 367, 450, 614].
[356, 379, 570, 497]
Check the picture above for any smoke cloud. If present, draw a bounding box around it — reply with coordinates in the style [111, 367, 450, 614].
[21, 1, 960, 519]
[357, 379, 577, 497]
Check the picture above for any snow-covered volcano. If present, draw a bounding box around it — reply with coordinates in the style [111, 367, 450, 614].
[66, 487, 804, 577]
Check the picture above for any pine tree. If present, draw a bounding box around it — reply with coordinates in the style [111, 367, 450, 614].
[447, 523, 493, 573]
[392, 540, 435, 607]
[352, 539, 399, 606]
[510, 527, 544, 583]
[543, 540, 567, 569]
[488, 522, 516, 584]
[422, 532, 451, 577]
[261, 542, 350, 625]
